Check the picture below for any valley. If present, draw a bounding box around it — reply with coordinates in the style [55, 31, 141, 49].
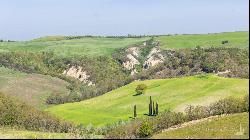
[0, 31, 249, 139]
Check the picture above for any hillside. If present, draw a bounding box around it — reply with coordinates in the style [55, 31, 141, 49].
[46, 74, 249, 126]
[0, 37, 149, 57]
[151, 113, 249, 139]
[156, 31, 249, 49]
[0, 66, 70, 109]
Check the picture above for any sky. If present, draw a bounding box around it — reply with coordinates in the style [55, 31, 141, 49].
[0, 0, 249, 41]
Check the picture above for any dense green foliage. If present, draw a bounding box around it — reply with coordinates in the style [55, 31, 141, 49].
[105, 95, 249, 138]
[135, 47, 249, 80]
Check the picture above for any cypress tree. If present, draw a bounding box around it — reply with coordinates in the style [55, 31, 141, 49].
[149, 103, 151, 116]
[156, 102, 158, 115]
[149, 96, 153, 116]
[153, 101, 155, 115]
[134, 105, 137, 118]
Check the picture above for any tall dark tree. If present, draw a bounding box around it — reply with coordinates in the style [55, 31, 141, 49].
[156, 102, 159, 115]
[134, 105, 137, 118]
[149, 96, 153, 116]
[153, 101, 155, 115]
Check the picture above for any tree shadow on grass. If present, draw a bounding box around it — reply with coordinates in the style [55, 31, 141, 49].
[133, 93, 143, 96]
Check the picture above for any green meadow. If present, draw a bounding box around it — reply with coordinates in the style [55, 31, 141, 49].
[0, 37, 149, 57]
[156, 31, 249, 49]
[151, 112, 249, 139]
[46, 74, 249, 126]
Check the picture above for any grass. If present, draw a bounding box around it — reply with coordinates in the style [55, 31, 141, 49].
[0, 37, 149, 57]
[0, 66, 70, 109]
[151, 112, 249, 139]
[0, 127, 72, 139]
[156, 31, 249, 49]
[46, 74, 249, 127]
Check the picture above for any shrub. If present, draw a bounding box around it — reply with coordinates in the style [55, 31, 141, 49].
[243, 94, 249, 112]
[105, 120, 142, 139]
[138, 121, 153, 137]
[185, 105, 210, 121]
[209, 97, 245, 115]
[135, 84, 147, 95]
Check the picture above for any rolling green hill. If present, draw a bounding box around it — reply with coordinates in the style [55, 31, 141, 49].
[151, 113, 249, 139]
[156, 31, 249, 49]
[0, 37, 149, 57]
[0, 66, 70, 109]
[46, 74, 249, 126]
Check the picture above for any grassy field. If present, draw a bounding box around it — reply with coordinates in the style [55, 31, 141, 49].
[0, 32, 248, 57]
[151, 113, 249, 139]
[0, 37, 149, 57]
[0, 127, 72, 139]
[46, 74, 249, 127]
[0, 66, 70, 109]
[156, 31, 249, 49]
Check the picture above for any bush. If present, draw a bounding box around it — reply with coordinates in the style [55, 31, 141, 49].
[209, 97, 246, 115]
[135, 84, 147, 95]
[243, 94, 249, 112]
[105, 120, 142, 139]
[138, 121, 153, 137]
[185, 105, 210, 121]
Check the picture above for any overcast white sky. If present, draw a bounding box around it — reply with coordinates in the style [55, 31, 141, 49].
[0, 0, 249, 40]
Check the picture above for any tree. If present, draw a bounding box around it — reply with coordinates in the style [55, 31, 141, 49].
[134, 105, 137, 118]
[149, 96, 153, 116]
[153, 101, 155, 115]
[135, 84, 147, 95]
[155, 102, 159, 115]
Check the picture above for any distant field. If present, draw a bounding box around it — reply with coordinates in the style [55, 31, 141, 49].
[0, 66, 70, 109]
[0, 37, 149, 57]
[156, 31, 249, 49]
[151, 113, 249, 139]
[46, 74, 249, 126]
[0, 127, 72, 139]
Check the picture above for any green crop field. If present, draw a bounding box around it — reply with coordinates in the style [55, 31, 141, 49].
[0, 66, 70, 109]
[151, 112, 249, 139]
[0, 37, 149, 57]
[46, 74, 249, 127]
[156, 31, 249, 49]
[0, 127, 72, 139]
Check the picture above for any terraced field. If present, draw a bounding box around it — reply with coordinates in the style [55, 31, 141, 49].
[156, 31, 249, 49]
[151, 113, 249, 139]
[46, 74, 249, 126]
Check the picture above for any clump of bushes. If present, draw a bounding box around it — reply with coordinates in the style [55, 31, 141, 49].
[0, 92, 74, 133]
